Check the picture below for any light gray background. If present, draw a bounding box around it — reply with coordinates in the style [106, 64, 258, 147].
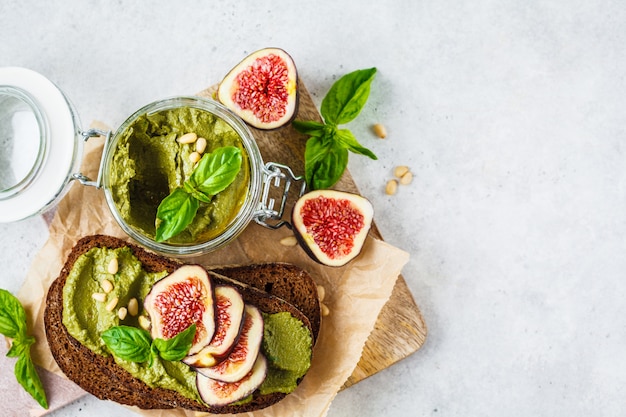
[1, 0, 625, 416]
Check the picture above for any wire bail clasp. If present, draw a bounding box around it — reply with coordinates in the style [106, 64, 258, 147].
[71, 128, 112, 189]
[254, 162, 306, 230]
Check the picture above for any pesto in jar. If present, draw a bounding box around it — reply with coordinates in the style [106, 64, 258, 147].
[108, 106, 250, 244]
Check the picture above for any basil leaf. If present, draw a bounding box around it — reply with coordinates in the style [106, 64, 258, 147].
[6, 335, 34, 358]
[0, 288, 48, 409]
[101, 325, 152, 363]
[155, 188, 199, 242]
[304, 135, 328, 187]
[183, 181, 213, 204]
[320, 67, 377, 126]
[335, 129, 377, 160]
[305, 136, 349, 190]
[187, 146, 242, 197]
[6, 342, 24, 358]
[292, 120, 327, 137]
[149, 343, 158, 367]
[153, 324, 196, 362]
[15, 352, 48, 409]
[0, 289, 27, 339]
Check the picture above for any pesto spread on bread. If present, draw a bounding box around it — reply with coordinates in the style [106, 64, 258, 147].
[61, 246, 313, 406]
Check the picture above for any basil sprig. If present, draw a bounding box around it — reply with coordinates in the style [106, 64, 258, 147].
[101, 325, 152, 363]
[0, 289, 48, 409]
[155, 189, 199, 242]
[155, 146, 243, 242]
[293, 68, 378, 190]
[101, 323, 196, 366]
[152, 323, 196, 362]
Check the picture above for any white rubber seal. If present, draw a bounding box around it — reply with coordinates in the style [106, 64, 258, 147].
[0, 67, 79, 222]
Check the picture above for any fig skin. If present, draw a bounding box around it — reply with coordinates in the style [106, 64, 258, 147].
[196, 353, 268, 407]
[217, 47, 299, 130]
[183, 285, 245, 368]
[291, 189, 374, 267]
[196, 304, 264, 383]
[143, 265, 216, 355]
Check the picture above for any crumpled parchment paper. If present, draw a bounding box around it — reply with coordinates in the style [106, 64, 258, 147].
[13, 121, 409, 417]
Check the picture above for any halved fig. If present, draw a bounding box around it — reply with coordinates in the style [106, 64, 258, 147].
[217, 47, 298, 130]
[183, 285, 245, 368]
[144, 265, 215, 355]
[196, 304, 263, 383]
[196, 353, 267, 407]
[292, 189, 374, 267]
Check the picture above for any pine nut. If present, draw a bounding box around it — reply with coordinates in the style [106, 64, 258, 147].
[105, 296, 119, 312]
[108, 258, 118, 275]
[178, 132, 197, 144]
[128, 298, 139, 316]
[195, 137, 207, 154]
[321, 303, 330, 316]
[385, 179, 398, 195]
[190, 151, 201, 163]
[138, 315, 151, 331]
[316, 285, 326, 302]
[92, 292, 106, 302]
[279, 236, 298, 246]
[117, 307, 128, 320]
[101, 279, 114, 293]
[400, 171, 413, 185]
[373, 123, 387, 139]
[393, 165, 410, 178]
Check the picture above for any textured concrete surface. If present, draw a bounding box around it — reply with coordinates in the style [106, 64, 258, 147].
[1, 0, 626, 416]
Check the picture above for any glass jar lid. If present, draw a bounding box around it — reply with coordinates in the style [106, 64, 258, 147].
[0, 67, 81, 222]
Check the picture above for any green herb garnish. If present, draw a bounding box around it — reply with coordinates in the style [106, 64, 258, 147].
[101, 323, 196, 366]
[0, 289, 48, 409]
[100, 325, 152, 363]
[152, 323, 197, 362]
[293, 68, 378, 190]
[155, 146, 243, 242]
[155, 188, 200, 242]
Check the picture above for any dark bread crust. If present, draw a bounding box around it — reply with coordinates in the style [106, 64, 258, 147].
[210, 263, 321, 344]
[44, 235, 319, 413]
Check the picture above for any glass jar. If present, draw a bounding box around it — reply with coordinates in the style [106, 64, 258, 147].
[0, 67, 83, 221]
[0, 67, 303, 256]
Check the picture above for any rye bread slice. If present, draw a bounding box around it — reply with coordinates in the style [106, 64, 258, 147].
[210, 263, 321, 344]
[44, 234, 319, 413]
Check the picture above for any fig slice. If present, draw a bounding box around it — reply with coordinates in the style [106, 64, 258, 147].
[291, 189, 374, 267]
[196, 353, 268, 407]
[196, 304, 264, 383]
[217, 47, 298, 130]
[183, 285, 245, 368]
[143, 265, 215, 356]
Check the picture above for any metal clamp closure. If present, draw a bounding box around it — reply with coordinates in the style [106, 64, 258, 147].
[71, 128, 111, 188]
[254, 162, 306, 230]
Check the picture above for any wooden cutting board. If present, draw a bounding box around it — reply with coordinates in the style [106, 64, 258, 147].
[201, 80, 428, 388]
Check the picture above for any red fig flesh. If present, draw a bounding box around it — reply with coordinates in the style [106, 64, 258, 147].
[196, 304, 264, 383]
[292, 190, 374, 267]
[143, 265, 215, 355]
[217, 48, 298, 130]
[184, 285, 245, 368]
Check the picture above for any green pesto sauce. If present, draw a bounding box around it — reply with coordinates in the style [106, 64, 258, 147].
[62, 247, 312, 404]
[60, 247, 201, 400]
[260, 312, 313, 395]
[109, 106, 250, 244]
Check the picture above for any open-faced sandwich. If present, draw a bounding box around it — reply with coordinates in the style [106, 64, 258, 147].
[44, 235, 321, 413]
